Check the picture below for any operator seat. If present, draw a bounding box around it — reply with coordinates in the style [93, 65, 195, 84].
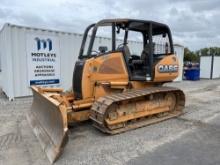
[117, 45, 131, 62]
[131, 43, 150, 66]
[123, 45, 131, 62]
[140, 43, 150, 64]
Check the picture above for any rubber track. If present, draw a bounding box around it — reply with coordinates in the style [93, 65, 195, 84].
[90, 86, 185, 134]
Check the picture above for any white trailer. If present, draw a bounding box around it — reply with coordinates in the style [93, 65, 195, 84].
[200, 56, 220, 79]
[0, 23, 184, 100]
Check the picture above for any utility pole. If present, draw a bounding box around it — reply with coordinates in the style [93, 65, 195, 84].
[210, 48, 214, 80]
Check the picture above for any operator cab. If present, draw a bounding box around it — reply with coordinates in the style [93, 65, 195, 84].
[78, 19, 174, 81]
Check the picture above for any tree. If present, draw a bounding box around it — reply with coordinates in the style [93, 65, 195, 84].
[184, 47, 220, 63]
[184, 47, 199, 62]
[196, 47, 220, 56]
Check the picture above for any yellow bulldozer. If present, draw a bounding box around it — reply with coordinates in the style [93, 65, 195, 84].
[27, 19, 185, 163]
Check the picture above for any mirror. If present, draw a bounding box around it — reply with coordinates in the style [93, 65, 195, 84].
[99, 46, 108, 53]
[162, 33, 167, 38]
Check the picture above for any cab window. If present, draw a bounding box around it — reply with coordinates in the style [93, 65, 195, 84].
[152, 32, 171, 55]
[91, 25, 112, 55]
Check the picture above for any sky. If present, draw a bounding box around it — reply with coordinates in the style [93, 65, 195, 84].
[0, 0, 219, 51]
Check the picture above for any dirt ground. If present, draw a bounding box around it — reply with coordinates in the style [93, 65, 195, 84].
[0, 79, 220, 165]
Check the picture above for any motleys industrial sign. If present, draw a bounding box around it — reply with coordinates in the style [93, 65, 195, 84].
[26, 34, 60, 86]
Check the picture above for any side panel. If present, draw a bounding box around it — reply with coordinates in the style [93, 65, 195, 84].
[154, 55, 179, 82]
[200, 56, 211, 79]
[174, 45, 184, 81]
[213, 56, 220, 79]
[81, 52, 129, 99]
[0, 24, 15, 100]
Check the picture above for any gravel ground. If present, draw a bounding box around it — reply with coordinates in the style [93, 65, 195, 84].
[0, 79, 219, 165]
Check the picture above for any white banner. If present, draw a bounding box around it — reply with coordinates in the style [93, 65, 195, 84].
[26, 34, 60, 86]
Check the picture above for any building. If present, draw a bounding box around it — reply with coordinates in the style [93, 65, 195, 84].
[200, 56, 220, 79]
[0, 23, 184, 100]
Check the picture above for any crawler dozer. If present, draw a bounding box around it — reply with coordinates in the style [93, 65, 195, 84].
[27, 19, 185, 163]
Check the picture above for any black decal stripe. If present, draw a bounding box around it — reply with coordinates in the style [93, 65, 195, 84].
[72, 61, 85, 99]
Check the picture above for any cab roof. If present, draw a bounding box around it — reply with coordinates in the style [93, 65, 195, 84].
[95, 18, 170, 34]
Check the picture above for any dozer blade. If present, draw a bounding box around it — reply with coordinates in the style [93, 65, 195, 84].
[26, 86, 68, 163]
